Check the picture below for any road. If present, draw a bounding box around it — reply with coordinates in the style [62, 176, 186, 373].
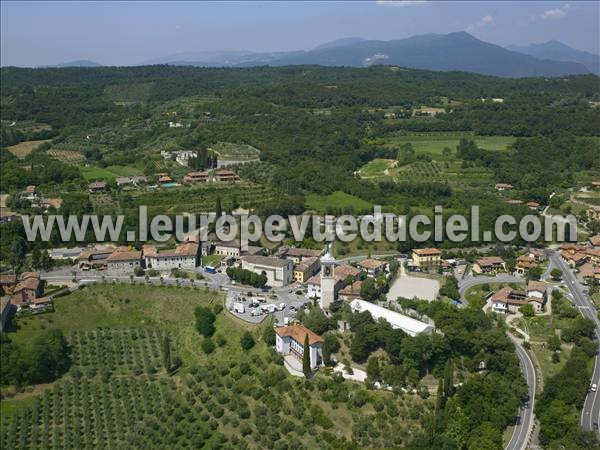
[457, 273, 536, 450]
[507, 336, 537, 450]
[549, 251, 600, 435]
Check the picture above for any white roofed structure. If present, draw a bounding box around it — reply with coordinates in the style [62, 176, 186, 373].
[349, 299, 434, 336]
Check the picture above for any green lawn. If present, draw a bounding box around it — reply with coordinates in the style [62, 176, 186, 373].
[79, 165, 142, 181]
[381, 134, 515, 160]
[210, 142, 260, 160]
[306, 190, 372, 214]
[358, 158, 396, 178]
[201, 253, 222, 267]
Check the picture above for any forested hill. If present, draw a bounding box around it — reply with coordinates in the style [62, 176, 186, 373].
[1, 64, 599, 99]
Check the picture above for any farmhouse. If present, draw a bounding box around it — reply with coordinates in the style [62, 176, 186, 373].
[39, 197, 63, 211]
[349, 300, 434, 336]
[143, 242, 199, 270]
[275, 324, 323, 369]
[358, 259, 386, 277]
[240, 255, 293, 287]
[491, 283, 547, 314]
[411, 248, 441, 269]
[106, 249, 142, 273]
[88, 181, 107, 193]
[526, 201, 540, 211]
[215, 170, 240, 182]
[183, 171, 209, 183]
[472, 256, 505, 274]
[505, 199, 523, 205]
[585, 247, 600, 265]
[515, 255, 538, 275]
[12, 272, 43, 305]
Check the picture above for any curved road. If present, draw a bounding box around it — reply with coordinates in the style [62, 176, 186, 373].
[458, 274, 536, 450]
[549, 251, 600, 435]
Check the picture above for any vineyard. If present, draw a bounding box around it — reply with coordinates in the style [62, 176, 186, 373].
[47, 149, 85, 165]
[69, 328, 166, 376]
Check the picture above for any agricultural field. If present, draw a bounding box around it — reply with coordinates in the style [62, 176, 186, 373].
[305, 191, 372, 214]
[120, 182, 275, 216]
[378, 133, 515, 160]
[390, 160, 494, 188]
[47, 149, 85, 165]
[6, 140, 51, 159]
[1, 284, 430, 450]
[80, 165, 143, 181]
[210, 142, 261, 161]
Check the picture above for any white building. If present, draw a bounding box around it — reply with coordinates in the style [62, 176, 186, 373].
[240, 255, 293, 287]
[275, 324, 323, 369]
[143, 242, 199, 271]
[349, 300, 434, 336]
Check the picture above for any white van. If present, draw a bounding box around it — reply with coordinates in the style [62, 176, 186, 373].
[283, 317, 289, 326]
[279, 303, 286, 311]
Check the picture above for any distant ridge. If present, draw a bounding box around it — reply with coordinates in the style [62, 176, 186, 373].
[507, 40, 600, 74]
[41, 60, 102, 68]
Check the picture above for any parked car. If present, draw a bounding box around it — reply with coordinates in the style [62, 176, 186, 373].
[591, 383, 597, 392]
[279, 302, 286, 311]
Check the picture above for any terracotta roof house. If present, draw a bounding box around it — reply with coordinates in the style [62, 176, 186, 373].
[472, 256, 506, 274]
[274, 324, 323, 369]
[411, 248, 441, 269]
[0, 274, 17, 295]
[183, 171, 209, 183]
[106, 249, 142, 273]
[589, 235, 600, 247]
[215, 170, 240, 182]
[516, 255, 538, 275]
[495, 183, 514, 191]
[358, 259, 386, 276]
[560, 251, 587, 268]
[158, 175, 174, 184]
[143, 242, 200, 271]
[526, 201, 540, 210]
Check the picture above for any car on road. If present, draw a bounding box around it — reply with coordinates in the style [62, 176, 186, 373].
[591, 383, 597, 392]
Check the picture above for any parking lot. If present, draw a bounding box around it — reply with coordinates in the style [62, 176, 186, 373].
[226, 290, 310, 325]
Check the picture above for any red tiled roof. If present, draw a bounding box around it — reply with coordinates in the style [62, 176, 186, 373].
[359, 259, 386, 270]
[274, 324, 323, 345]
[413, 248, 441, 256]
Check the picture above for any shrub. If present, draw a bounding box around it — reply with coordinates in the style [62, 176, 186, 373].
[240, 331, 255, 350]
[202, 339, 216, 354]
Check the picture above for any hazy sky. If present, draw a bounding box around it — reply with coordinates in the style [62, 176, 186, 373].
[1, 1, 598, 66]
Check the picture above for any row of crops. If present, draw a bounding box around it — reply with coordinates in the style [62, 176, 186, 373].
[69, 328, 165, 375]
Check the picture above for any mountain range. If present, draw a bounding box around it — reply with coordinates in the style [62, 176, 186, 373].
[48, 33, 598, 78]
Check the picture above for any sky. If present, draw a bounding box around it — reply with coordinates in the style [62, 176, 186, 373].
[1, 1, 599, 67]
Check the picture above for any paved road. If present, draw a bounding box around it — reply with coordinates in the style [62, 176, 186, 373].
[549, 252, 600, 435]
[458, 274, 523, 302]
[507, 336, 537, 450]
[456, 274, 536, 450]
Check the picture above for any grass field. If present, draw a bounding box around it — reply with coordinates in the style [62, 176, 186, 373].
[357, 158, 396, 178]
[6, 140, 51, 159]
[80, 165, 143, 181]
[380, 134, 515, 160]
[306, 190, 372, 214]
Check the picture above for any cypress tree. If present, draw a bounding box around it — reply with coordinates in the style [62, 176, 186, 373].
[162, 336, 172, 371]
[302, 334, 311, 378]
[443, 359, 453, 399]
